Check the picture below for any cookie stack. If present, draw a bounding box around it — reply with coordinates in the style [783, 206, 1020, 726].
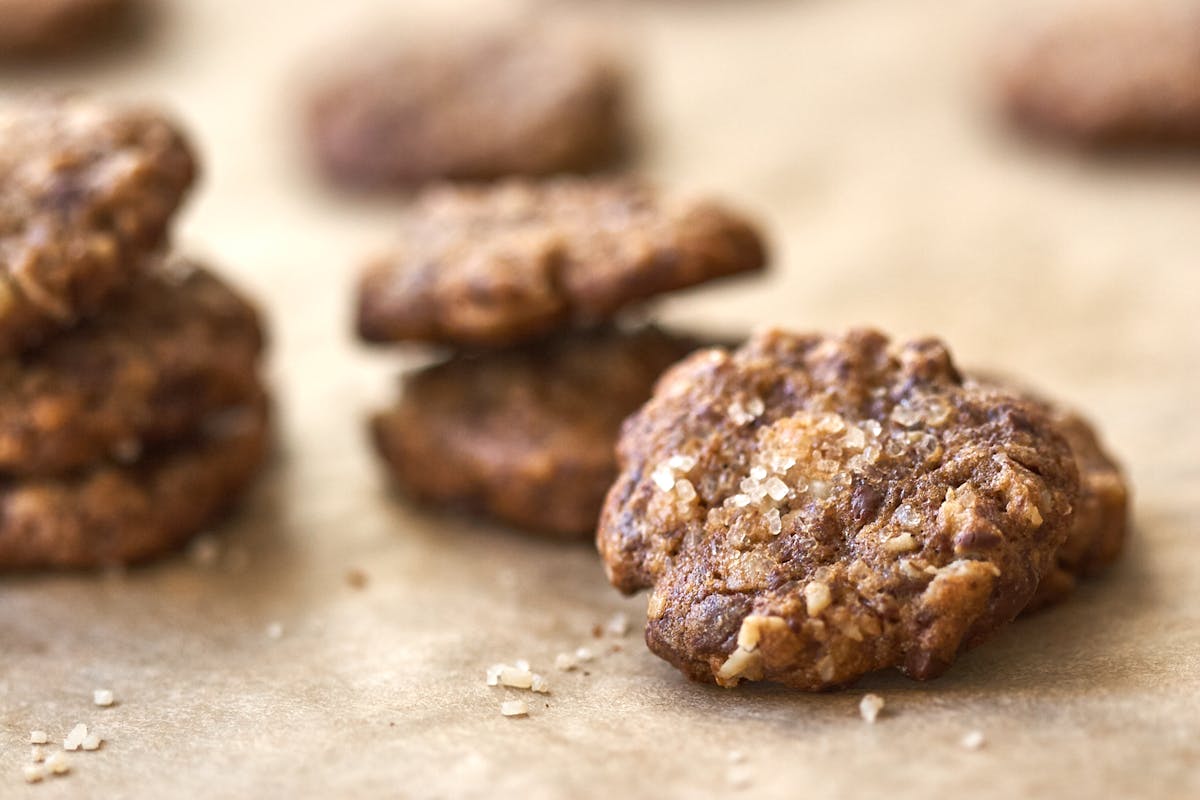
[357, 177, 768, 537]
[0, 96, 270, 570]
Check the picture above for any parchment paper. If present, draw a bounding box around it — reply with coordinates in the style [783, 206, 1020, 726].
[1, 0, 1197, 797]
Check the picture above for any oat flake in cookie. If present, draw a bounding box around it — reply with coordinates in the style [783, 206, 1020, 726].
[0, 95, 196, 354]
[371, 326, 704, 537]
[996, 0, 1200, 148]
[0, 260, 265, 477]
[357, 177, 766, 348]
[308, 25, 627, 188]
[597, 329, 1080, 690]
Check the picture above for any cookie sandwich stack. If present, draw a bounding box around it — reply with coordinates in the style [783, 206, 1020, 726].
[0, 95, 270, 569]
[357, 176, 768, 537]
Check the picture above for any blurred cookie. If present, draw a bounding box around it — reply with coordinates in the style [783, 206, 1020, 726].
[357, 177, 766, 347]
[0, 260, 265, 477]
[598, 329, 1080, 690]
[997, 1, 1200, 147]
[0, 397, 269, 569]
[0, 0, 128, 56]
[371, 326, 704, 536]
[308, 26, 627, 188]
[0, 95, 196, 354]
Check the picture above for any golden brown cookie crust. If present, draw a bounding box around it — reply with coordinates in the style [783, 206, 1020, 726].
[356, 178, 767, 348]
[0, 95, 196, 354]
[598, 329, 1080, 690]
[0, 260, 265, 477]
[308, 26, 626, 188]
[371, 326, 705, 537]
[996, 1, 1200, 147]
[0, 397, 269, 570]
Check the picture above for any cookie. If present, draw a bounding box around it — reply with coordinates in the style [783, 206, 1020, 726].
[0, 396, 269, 570]
[0, 0, 127, 56]
[597, 329, 1080, 690]
[0, 260, 265, 477]
[357, 178, 767, 348]
[967, 378, 1130, 613]
[0, 95, 196, 355]
[996, 1, 1200, 147]
[371, 326, 705, 536]
[308, 26, 626, 188]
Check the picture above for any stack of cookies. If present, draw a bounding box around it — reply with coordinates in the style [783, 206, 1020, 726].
[0, 95, 270, 570]
[357, 177, 768, 537]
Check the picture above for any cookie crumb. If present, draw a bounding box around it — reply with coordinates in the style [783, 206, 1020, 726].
[63, 723, 87, 751]
[500, 700, 528, 717]
[45, 752, 70, 775]
[93, 689, 115, 707]
[728, 750, 746, 764]
[29, 730, 48, 745]
[859, 693, 884, 723]
[554, 653, 577, 671]
[30, 747, 45, 763]
[81, 732, 103, 751]
[22, 764, 45, 784]
[574, 647, 595, 663]
[605, 612, 630, 637]
[961, 730, 986, 750]
[530, 674, 551, 694]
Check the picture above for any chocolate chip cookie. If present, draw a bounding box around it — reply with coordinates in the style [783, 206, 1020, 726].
[0, 95, 196, 355]
[371, 326, 705, 537]
[308, 25, 626, 188]
[0, 260, 265, 477]
[0, 397, 269, 570]
[356, 178, 767, 347]
[997, 1, 1200, 147]
[598, 328, 1080, 690]
[0, 0, 128, 56]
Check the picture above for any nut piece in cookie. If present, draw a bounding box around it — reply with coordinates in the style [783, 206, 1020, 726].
[0, 259, 265, 477]
[308, 25, 627, 188]
[0, 94, 196, 354]
[597, 329, 1081, 690]
[0, 0, 130, 57]
[356, 177, 767, 348]
[371, 326, 704, 537]
[0, 397, 269, 570]
[995, 1, 1200, 147]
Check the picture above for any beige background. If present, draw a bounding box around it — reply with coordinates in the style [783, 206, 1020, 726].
[2, 0, 1198, 797]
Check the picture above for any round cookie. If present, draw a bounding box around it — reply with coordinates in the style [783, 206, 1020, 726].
[0, 396, 269, 570]
[308, 26, 626, 188]
[0, 259, 265, 477]
[357, 177, 767, 348]
[0, 95, 196, 355]
[0, 0, 128, 56]
[597, 328, 1081, 690]
[996, 1, 1200, 147]
[371, 326, 705, 537]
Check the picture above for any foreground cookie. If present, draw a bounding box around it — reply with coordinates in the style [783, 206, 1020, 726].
[0, 0, 128, 56]
[372, 326, 703, 536]
[970, 379, 1130, 613]
[357, 178, 766, 347]
[997, 1, 1200, 147]
[598, 329, 1080, 690]
[308, 26, 626, 188]
[0, 397, 268, 569]
[0, 261, 264, 477]
[0, 95, 196, 354]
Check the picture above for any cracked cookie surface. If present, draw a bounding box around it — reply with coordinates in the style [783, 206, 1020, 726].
[598, 328, 1080, 690]
[0, 95, 196, 354]
[356, 178, 766, 347]
[372, 326, 704, 536]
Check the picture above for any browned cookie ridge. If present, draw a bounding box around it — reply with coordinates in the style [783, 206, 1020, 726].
[0, 259, 265, 477]
[372, 326, 705, 537]
[996, 1, 1200, 148]
[0, 95, 196, 354]
[0, 0, 128, 56]
[597, 329, 1080, 690]
[357, 178, 767, 348]
[0, 396, 269, 570]
[308, 25, 626, 189]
